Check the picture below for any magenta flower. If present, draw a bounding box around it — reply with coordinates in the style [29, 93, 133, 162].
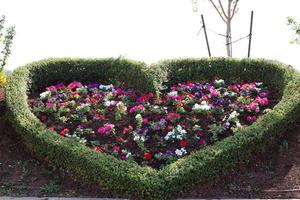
[67, 81, 82, 90]
[55, 82, 65, 90]
[46, 103, 56, 108]
[129, 104, 145, 113]
[98, 123, 115, 135]
[113, 145, 120, 152]
[143, 118, 149, 124]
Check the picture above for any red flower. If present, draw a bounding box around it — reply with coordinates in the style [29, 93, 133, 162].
[116, 137, 124, 143]
[144, 152, 152, 161]
[90, 98, 97, 103]
[137, 92, 153, 102]
[40, 114, 47, 122]
[176, 102, 183, 108]
[93, 146, 101, 151]
[179, 140, 188, 147]
[59, 128, 69, 136]
[168, 113, 180, 119]
[122, 127, 129, 134]
[202, 95, 209, 101]
[94, 113, 106, 119]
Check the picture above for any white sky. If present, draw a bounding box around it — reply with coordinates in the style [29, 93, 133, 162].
[1, 0, 300, 71]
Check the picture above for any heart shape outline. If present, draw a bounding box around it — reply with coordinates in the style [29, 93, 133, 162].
[5, 57, 300, 199]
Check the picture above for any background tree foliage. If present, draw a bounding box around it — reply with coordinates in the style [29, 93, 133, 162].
[0, 15, 15, 71]
[287, 17, 300, 44]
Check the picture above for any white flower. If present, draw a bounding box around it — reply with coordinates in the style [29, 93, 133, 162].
[99, 84, 114, 91]
[116, 101, 127, 113]
[153, 105, 160, 109]
[228, 111, 240, 121]
[135, 113, 142, 121]
[236, 121, 242, 128]
[168, 91, 178, 96]
[126, 152, 132, 158]
[192, 101, 211, 111]
[175, 148, 187, 156]
[215, 79, 225, 85]
[133, 134, 145, 142]
[164, 125, 187, 141]
[104, 100, 115, 107]
[40, 91, 51, 100]
[256, 82, 263, 87]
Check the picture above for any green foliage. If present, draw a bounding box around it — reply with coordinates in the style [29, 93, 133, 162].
[0, 15, 16, 71]
[5, 57, 300, 199]
[287, 16, 300, 44]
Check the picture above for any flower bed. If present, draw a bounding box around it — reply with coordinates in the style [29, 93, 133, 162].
[5, 58, 300, 199]
[29, 80, 274, 169]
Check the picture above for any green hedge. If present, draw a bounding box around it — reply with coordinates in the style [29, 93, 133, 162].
[5, 57, 300, 199]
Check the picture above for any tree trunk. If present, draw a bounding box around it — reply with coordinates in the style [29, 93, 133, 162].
[226, 20, 232, 57]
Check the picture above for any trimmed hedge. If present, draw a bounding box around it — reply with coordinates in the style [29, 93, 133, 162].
[5, 57, 300, 199]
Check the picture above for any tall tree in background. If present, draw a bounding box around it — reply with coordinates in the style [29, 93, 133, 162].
[0, 15, 15, 71]
[287, 17, 300, 44]
[207, 0, 239, 57]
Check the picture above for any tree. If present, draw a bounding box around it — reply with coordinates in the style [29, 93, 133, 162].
[0, 15, 16, 71]
[287, 17, 300, 44]
[207, 0, 239, 57]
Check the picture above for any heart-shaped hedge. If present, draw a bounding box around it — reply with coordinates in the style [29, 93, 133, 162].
[5, 57, 300, 199]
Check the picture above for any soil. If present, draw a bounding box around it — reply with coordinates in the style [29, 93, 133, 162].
[1, 107, 300, 198]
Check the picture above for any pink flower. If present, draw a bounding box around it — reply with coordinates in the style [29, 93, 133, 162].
[143, 118, 148, 124]
[46, 103, 56, 108]
[256, 97, 269, 106]
[97, 127, 106, 134]
[129, 104, 145, 113]
[170, 86, 177, 91]
[98, 124, 115, 135]
[248, 102, 259, 112]
[246, 115, 257, 123]
[67, 81, 82, 90]
[113, 145, 120, 152]
[209, 88, 220, 97]
[113, 88, 124, 95]
[47, 86, 57, 91]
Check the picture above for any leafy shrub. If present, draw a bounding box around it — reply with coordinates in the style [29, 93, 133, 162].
[5, 57, 300, 199]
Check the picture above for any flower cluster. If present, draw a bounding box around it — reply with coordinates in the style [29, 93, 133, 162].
[29, 79, 274, 168]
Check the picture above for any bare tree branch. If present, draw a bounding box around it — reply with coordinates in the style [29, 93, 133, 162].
[218, 0, 228, 19]
[230, 0, 239, 20]
[208, 0, 227, 23]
